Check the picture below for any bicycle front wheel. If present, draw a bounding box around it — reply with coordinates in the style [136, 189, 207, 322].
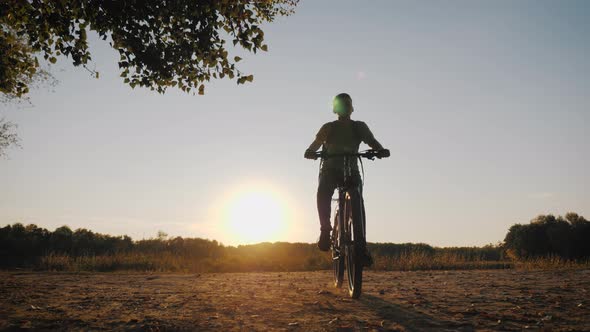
[332, 209, 344, 288]
[344, 192, 364, 299]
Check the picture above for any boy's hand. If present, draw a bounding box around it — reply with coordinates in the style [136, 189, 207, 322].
[304, 149, 318, 160]
[377, 149, 390, 159]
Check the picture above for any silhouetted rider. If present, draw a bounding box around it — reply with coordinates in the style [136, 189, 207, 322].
[304, 93, 389, 254]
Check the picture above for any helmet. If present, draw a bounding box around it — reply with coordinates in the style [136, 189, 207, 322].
[333, 93, 353, 116]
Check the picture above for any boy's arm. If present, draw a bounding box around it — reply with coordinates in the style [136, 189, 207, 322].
[358, 122, 384, 150]
[358, 122, 390, 158]
[304, 124, 329, 159]
[307, 137, 323, 152]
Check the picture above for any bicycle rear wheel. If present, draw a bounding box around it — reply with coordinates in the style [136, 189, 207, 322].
[344, 193, 364, 299]
[331, 209, 344, 288]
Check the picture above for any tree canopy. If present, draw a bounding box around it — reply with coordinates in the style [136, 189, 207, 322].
[0, 0, 298, 97]
[503, 213, 590, 259]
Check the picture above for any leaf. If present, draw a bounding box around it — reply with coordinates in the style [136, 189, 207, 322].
[261, 44, 268, 52]
[234, 56, 242, 62]
[49, 57, 57, 64]
[198, 84, 205, 95]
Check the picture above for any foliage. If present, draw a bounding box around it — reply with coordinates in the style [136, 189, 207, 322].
[0, 0, 299, 96]
[1, 223, 508, 272]
[503, 213, 590, 260]
[0, 223, 133, 267]
[0, 118, 20, 157]
[0, 25, 37, 97]
[5, 213, 588, 272]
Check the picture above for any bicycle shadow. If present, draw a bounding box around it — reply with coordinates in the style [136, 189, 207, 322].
[359, 294, 473, 332]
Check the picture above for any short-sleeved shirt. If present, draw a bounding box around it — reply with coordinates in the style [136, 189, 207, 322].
[315, 119, 376, 170]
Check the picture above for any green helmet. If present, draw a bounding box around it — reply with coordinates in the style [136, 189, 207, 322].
[333, 93, 353, 116]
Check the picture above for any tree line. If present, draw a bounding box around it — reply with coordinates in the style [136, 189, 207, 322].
[1, 212, 588, 272]
[0, 223, 503, 272]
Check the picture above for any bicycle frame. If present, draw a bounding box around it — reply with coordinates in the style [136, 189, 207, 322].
[331, 155, 365, 259]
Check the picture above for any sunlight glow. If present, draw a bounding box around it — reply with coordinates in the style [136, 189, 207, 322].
[222, 185, 290, 244]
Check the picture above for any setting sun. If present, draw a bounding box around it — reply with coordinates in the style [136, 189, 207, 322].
[222, 186, 290, 244]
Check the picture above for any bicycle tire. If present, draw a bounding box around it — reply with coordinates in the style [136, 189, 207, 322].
[331, 209, 344, 288]
[344, 193, 364, 299]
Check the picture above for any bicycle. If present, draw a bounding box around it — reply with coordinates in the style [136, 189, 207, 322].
[312, 150, 386, 299]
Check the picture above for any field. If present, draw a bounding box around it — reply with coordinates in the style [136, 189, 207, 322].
[1, 269, 589, 331]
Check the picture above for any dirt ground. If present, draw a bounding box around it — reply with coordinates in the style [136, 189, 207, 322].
[0, 269, 589, 331]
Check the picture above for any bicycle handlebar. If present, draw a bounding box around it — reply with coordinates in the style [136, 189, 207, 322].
[312, 150, 388, 160]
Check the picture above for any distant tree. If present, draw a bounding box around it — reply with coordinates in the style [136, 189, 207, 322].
[0, 118, 20, 157]
[504, 213, 590, 259]
[1, 0, 299, 97]
[51, 225, 73, 253]
[503, 224, 525, 259]
[565, 212, 588, 226]
[72, 228, 96, 255]
[566, 213, 590, 258]
[157, 230, 168, 241]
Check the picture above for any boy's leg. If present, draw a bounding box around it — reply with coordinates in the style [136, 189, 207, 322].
[316, 169, 337, 251]
[317, 169, 337, 231]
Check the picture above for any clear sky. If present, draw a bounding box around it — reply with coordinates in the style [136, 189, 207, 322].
[1, 0, 589, 247]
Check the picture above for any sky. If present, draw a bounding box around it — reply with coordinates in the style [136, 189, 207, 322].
[1, 0, 589, 247]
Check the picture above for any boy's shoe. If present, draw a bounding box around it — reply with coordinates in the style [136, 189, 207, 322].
[317, 230, 331, 251]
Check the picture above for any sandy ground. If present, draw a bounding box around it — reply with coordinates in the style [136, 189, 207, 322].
[0, 269, 589, 331]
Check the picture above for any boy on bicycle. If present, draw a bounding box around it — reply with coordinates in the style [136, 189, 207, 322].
[304, 93, 389, 262]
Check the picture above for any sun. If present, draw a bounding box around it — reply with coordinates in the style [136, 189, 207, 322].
[222, 186, 289, 244]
